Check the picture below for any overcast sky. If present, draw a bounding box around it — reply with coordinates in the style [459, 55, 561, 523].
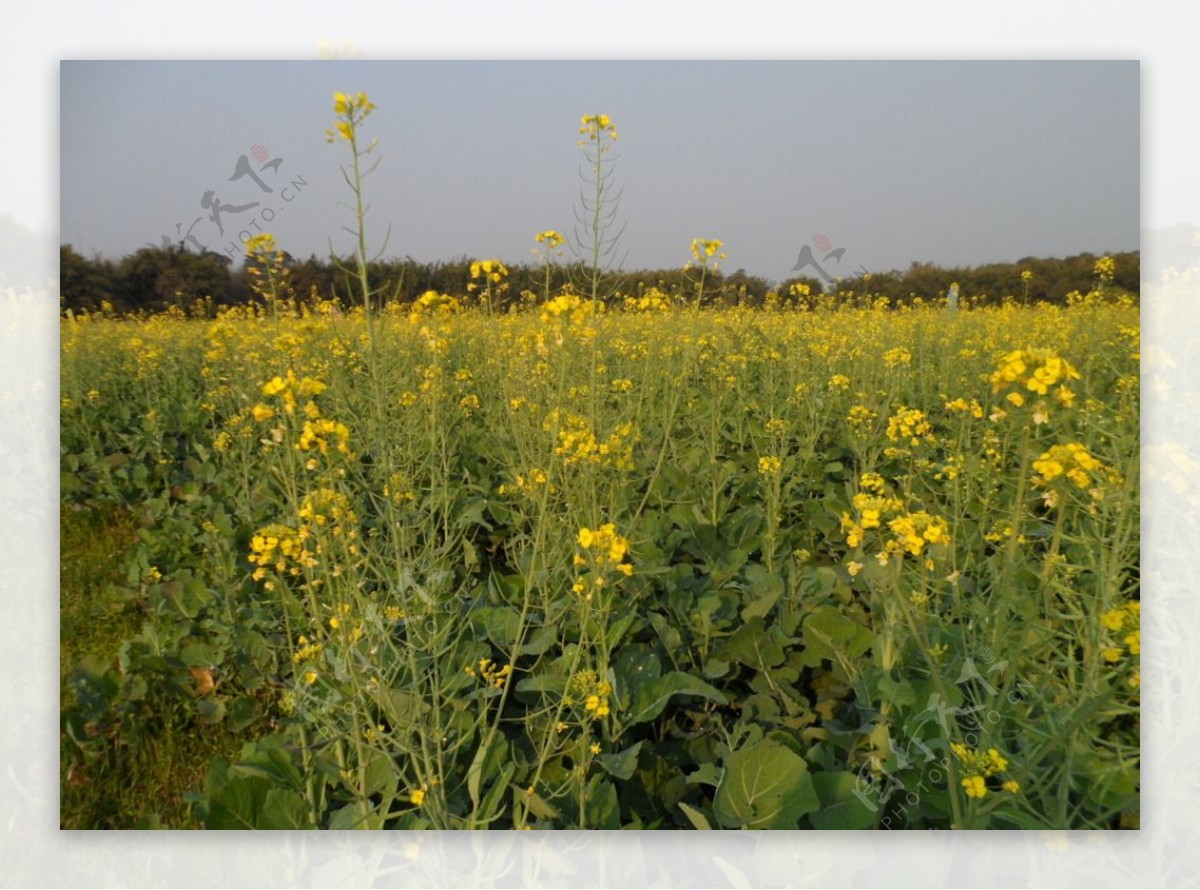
[60, 60, 1138, 281]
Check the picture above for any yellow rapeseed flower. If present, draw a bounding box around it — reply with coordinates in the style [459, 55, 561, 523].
[962, 776, 988, 799]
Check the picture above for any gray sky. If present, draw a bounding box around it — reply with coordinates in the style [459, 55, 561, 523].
[60, 60, 1138, 281]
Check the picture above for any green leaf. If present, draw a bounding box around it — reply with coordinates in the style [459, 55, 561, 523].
[808, 771, 878, 829]
[585, 775, 620, 829]
[613, 647, 661, 713]
[597, 741, 644, 780]
[468, 733, 507, 810]
[469, 605, 521, 649]
[719, 617, 790, 671]
[518, 623, 558, 657]
[685, 762, 722, 787]
[328, 804, 363, 830]
[714, 738, 819, 829]
[228, 737, 304, 793]
[678, 801, 713, 830]
[261, 788, 314, 829]
[195, 696, 226, 725]
[179, 642, 216, 667]
[702, 657, 730, 679]
[227, 696, 260, 733]
[625, 671, 728, 726]
[874, 673, 917, 710]
[462, 537, 479, 569]
[203, 775, 312, 829]
[518, 786, 560, 820]
[203, 775, 268, 829]
[799, 605, 873, 671]
[362, 749, 399, 800]
[477, 762, 516, 826]
[740, 563, 784, 621]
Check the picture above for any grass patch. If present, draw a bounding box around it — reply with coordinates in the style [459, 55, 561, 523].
[60, 505, 240, 829]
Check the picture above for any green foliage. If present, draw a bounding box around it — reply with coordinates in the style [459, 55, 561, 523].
[61, 296, 1139, 829]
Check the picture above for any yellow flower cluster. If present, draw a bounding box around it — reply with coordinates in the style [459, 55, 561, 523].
[383, 472, 417, 506]
[298, 417, 352, 460]
[690, 238, 726, 264]
[989, 348, 1080, 401]
[259, 370, 327, 417]
[325, 91, 376, 143]
[328, 602, 364, 644]
[539, 293, 604, 326]
[575, 524, 633, 572]
[622, 287, 672, 312]
[758, 456, 782, 475]
[840, 474, 950, 564]
[885, 406, 934, 447]
[883, 347, 912, 368]
[298, 488, 358, 531]
[886, 511, 951, 557]
[568, 669, 613, 718]
[498, 467, 555, 497]
[468, 259, 509, 288]
[579, 113, 617, 141]
[951, 743, 1019, 799]
[243, 233, 278, 256]
[409, 290, 461, 320]
[250, 490, 358, 586]
[572, 524, 634, 599]
[944, 397, 984, 419]
[249, 523, 317, 582]
[534, 230, 564, 248]
[842, 491, 905, 547]
[1100, 601, 1140, 669]
[983, 519, 1026, 546]
[549, 411, 636, 470]
[1031, 442, 1110, 495]
[465, 657, 513, 689]
[847, 404, 877, 431]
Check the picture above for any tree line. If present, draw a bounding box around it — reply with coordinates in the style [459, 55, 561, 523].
[59, 243, 1138, 315]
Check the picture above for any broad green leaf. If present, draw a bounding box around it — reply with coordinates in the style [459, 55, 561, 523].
[469, 605, 521, 649]
[204, 776, 311, 829]
[799, 605, 873, 670]
[585, 775, 620, 829]
[714, 738, 819, 829]
[518, 623, 558, 657]
[625, 672, 728, 726]
[685, 762, 722, 787]
[229, 741, 304, 793]
[261, 788, 315, 829]
[740, 563, 784, 621]
[362, 749, 399, 800]
[808, 771, 878, 829]
[719, 617, 790, 670]
[597, 741, 644, 780]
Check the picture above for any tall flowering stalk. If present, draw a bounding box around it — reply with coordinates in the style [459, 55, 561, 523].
[326, 91, 387, 324]
[573, 114, 625, 304]
[325, 90, 395, 444]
